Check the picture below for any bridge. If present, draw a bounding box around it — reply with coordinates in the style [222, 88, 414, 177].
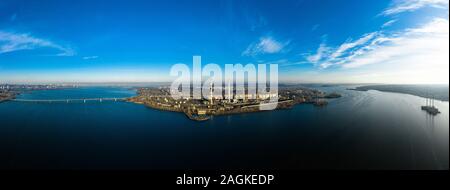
[12, 97, 128, 103]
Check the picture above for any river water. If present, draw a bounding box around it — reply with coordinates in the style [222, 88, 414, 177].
[0, 86, 448, 169]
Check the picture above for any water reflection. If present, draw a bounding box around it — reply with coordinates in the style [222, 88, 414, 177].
[0, 86, 448, 170]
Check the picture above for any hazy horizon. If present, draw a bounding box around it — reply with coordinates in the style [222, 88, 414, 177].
[1, 81, 449, 86]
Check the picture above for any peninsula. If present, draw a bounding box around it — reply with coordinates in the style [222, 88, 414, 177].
[128, 86, 340, 121]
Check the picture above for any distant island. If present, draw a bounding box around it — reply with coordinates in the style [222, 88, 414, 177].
[349, 84, 449, 101]
[128, 86, 341, 121]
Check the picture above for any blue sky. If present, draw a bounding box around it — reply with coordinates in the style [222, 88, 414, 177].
[0, 0, 448, 84]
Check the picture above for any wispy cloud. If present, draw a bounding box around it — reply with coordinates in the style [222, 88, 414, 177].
[306, 43, 330, 64]
[0, 31, 75, 56]
[381, 0, 449, 16]
[83, 56, 99, 60]
[306, 32, 378, 68]
[242, 36, 289, 56]
[382, 19, 398, 28]
[311, 24, 320, 31]
[299, 0, 449, 84]
[330, 32, 378, 60]
[305, 18, 449, 72]
[263, 59, 309, 67]
[343, 18, 448, 69]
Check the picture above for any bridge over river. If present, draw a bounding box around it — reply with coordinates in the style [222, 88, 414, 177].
[12, 97, 128, 103]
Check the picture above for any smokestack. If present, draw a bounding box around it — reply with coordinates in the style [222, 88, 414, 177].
[228, 80, 231, 103]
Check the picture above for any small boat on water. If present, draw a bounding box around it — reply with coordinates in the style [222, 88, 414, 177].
[421, 96, 440, 115]
[421, 106, 440, 115]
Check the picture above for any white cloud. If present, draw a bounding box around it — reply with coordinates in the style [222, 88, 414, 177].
[0, 31, 75, 56]
[330, 32, 377, 60]
[381, 0, 449, 16]
[83, 56, 99, 60]
[263, 59, 309, 67]
[303, 18, 449, 84]
[382, 19, 398, 28]
[306, 43, 330, 64]
[342, 18, 448, 69]
[242, 36, 288, 56]
[305, 32, 378, 68]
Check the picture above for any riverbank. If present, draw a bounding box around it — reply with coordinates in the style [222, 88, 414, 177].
[0, 91, 17, 103]
[128, 98, 299, 121]
[0, 86, 447, 170]
[349, 84, 449, 101]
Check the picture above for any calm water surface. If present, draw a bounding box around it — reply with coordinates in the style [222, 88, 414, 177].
[0, 86, 448, 169]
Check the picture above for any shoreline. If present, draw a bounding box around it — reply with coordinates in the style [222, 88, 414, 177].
[0, 94, 17, 103]
[126, 86, 340, 121]
[349, 84, 449, 102]
[348, 88, 450, 102]
[128, 97, 327, 121]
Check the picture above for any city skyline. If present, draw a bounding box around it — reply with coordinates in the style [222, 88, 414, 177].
[0, 0, 449, 84]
